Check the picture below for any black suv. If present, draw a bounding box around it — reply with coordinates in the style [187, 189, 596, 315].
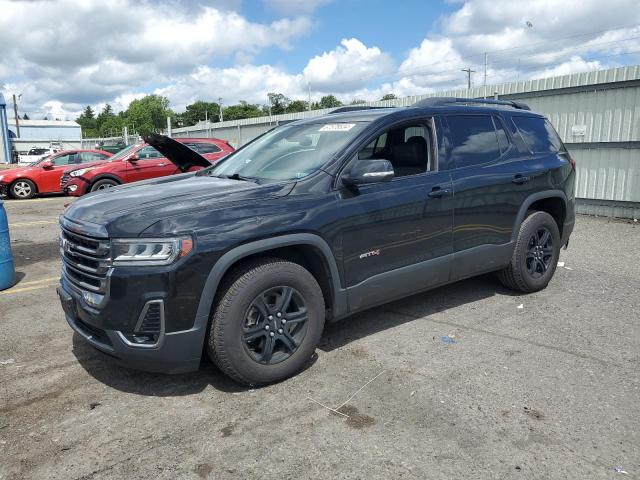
[57, 97, 575, 385]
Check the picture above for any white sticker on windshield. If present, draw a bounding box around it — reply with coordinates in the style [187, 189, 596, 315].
[319, 123, 356, 132]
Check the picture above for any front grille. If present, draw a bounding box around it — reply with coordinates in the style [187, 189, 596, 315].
[60, 172, 71, 189]
[137, 302, 163, 334]
[60, 227, 110, 294]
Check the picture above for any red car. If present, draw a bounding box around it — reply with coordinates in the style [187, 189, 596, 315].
[0, 149, 113, 199]
[62, 137, 233, 196]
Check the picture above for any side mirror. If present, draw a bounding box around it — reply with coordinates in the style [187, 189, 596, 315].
[342, 159, 394, 188]
[41, 160, 54, 169]
[128, 154, 139, 162]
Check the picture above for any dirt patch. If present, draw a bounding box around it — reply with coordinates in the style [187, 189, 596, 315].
[335, 405, 375, 429]
[524, 406, 544, 420]
[220, 424, 234, 437]
[194, 463, 214, 479]
[351, 346, 369, 358]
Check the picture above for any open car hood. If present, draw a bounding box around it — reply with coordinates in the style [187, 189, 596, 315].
[144, 134, 213, 171]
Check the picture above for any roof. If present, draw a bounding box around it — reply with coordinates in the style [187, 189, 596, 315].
[7, 119, 80, 128]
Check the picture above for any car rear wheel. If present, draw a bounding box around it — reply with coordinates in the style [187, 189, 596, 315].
[207, 258, 325, 386]
[10, 179, 37, 199]
[498, 211, 561, 293]
[90, 179, 118, 192]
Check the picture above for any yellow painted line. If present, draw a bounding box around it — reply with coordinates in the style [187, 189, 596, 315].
[8, 220, 58, 228]
[16, 276, 60, 287]
[0, 282, 58, 296]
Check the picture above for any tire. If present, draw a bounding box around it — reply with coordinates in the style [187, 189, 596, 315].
[10, 179, 37, 199]
[90, 179, 118, 192]
[207, 257, 325, 386]
[498, 211, 561, 293]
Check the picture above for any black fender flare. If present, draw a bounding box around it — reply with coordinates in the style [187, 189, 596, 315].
[191, 233, 348, 342]
[511, 190, 568, 242]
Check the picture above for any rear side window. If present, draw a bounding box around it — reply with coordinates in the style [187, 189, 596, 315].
[447, 115, 501, 168]
[512, 116, 563, 153]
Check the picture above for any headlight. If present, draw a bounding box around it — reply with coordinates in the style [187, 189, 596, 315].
[69, 167, 93, 177]
[111, 237, 193, 266]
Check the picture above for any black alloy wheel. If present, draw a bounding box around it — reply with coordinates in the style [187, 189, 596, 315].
[525, 227, 554, 279]
[242, 286, 309, 365]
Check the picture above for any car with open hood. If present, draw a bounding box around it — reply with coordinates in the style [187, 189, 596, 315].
[0, 149, 112, 199]
[57, 98, 576, 386]
[61, 137, 234, 196]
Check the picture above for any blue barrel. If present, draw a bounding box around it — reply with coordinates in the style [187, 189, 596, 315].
[0, 199, 16, 290]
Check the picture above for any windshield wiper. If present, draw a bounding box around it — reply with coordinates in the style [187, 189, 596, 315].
[211, 172, 258, 183]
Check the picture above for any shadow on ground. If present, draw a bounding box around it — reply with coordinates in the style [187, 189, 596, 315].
[320, 274, 522, 352]
[72, 274, 521, 396]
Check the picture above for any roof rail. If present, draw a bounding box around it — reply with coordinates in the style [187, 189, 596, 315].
[329, 106, 387, 114]
[412, 97, 530, 111]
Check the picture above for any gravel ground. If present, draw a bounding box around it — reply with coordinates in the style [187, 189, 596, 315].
[0, 196, 638, 480]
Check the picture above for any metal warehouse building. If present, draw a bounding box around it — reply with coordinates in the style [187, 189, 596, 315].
[171, 65, 640, 219]
[7, 118, 82, 155]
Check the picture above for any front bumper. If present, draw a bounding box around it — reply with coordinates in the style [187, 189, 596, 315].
[58, 277, 206, 374]
[63, 177, 90, 196]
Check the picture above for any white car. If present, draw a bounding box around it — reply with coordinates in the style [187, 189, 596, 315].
[18, 147, 61, 165]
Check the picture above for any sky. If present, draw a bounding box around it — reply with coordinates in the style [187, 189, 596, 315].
[1, 0, 640, 120]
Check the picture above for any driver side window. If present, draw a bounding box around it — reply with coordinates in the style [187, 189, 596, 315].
[357, 122, 433, 178]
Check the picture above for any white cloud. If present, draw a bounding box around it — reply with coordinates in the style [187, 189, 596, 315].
[303, 38, 395, 92]
[264, 0, 333, 15]
[2, 0, 640, 121]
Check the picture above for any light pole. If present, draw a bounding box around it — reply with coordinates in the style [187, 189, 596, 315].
[12, 94, 21, 138]
[218, 97, 224, 122]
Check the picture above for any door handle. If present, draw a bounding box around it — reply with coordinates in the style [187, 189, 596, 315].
[512, 174, 530, 185]
[427, 186, 451, 198]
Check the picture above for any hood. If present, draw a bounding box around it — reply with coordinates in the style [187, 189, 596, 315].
[0, 165, 41, 178]
[144, 134, 212, 171]
[61, 172, 294, 237]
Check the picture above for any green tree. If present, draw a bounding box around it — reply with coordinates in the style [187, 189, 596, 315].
[380, 93, 397, 101]
[179, 100, 221, 127]
[267, 93, 290, 115]
[125, 95, 175, 137]
[314, 95, 342, 109]
[285, 100, 309, 113]
[99, 115, 125, 137]
[350, 99, 367, 105]
[22, 113, 30, 120]
[96, 104, 116, 134]
[222, 101, 264, 121]
[76, 106, 98, 138]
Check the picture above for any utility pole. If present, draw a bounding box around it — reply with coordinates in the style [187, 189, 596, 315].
[218, 97, 223, 122]
[483, 52, 488, 99]
[307, 82, 312, 111]
[461, 68, 475, 90]
[12, 94, 21, 138]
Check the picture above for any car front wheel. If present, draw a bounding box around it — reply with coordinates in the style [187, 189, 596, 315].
[90, 179, 118, 192]
[207, 258, 325, 386]
[10, 179, 37, 199]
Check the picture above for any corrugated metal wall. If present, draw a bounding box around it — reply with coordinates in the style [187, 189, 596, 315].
[171, 65, 640, 218]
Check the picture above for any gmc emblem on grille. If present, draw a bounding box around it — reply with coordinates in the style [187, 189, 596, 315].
[61, 238, 73, 255]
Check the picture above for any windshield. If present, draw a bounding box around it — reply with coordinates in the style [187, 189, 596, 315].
[106, 143, 139, 161]
[204, 121, 369, 181]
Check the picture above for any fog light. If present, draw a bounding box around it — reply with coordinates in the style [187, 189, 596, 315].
[68, 185, 78, 192]
[82, 290, 103, 307]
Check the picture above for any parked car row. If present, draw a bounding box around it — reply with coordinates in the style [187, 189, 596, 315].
[0, 138, 234, 199]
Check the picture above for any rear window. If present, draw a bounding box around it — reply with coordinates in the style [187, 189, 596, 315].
[512, 116, 563, 153]
[447, 115, 501, 168]
[185, 142, 222, 154]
